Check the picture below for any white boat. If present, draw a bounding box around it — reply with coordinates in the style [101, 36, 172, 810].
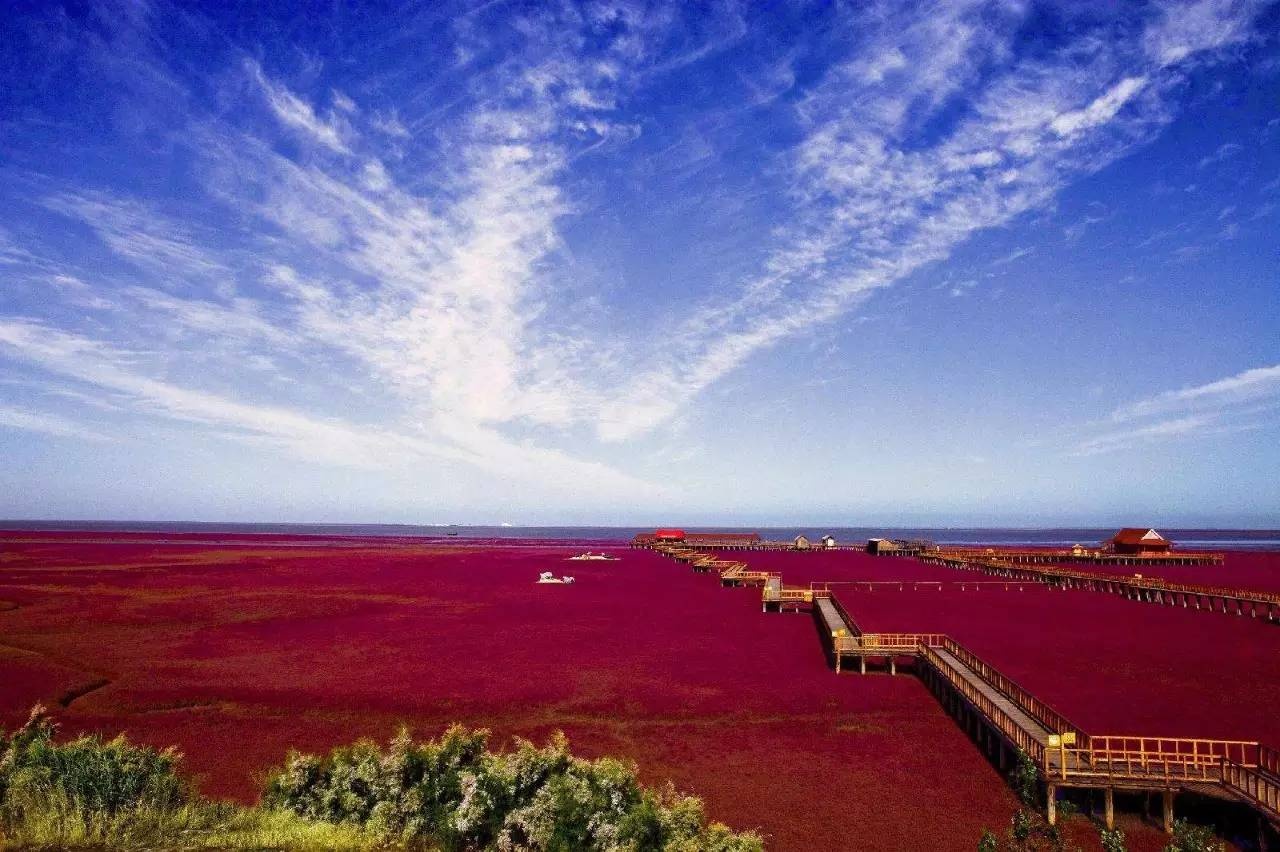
[536, 572, 576, 584]
[567, 552, 618, 561]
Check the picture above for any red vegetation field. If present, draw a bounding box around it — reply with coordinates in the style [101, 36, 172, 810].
[3, 532, 1276, 850]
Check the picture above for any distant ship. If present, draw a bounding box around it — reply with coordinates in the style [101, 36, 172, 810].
[567, 552, 618, 561]
[536, 571, 576, 584]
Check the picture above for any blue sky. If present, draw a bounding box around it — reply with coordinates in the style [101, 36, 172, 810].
[1, 0, 1278, 526]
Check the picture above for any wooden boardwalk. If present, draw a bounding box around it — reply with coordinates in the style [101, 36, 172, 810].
[919, 552, 1280, 622]
[648, 540, 1280, 836]
[930, 546, 1223, 567]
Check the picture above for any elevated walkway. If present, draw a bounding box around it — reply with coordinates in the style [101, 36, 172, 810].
[920, 552, 1280, 622]
[647, 541, 1280, 834]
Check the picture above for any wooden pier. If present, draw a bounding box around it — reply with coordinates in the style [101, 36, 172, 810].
[929, 546, 1223, 567]
[645, 539, 1280, 837]
[631, 533, 859, 552]
[920, 552, 1280, 623]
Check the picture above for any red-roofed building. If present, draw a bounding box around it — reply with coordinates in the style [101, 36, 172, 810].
[631, 529, 763, 548]
[1107, 528, 1172, 555]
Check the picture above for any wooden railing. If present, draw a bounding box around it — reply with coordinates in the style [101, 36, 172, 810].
[932, 547, 1223, 565]
[1223, 760, 1280, 819]
[940, 638, 1085, 743]
[920, 644, 1046, 765]
[828, 595, 862, 638]
[1066, 737, 1259, 776]
[859, 632, 946, 651]
[1259, 745, 1280, 779]
[1038, 567, 1280, 604]
[930, 554, 1280, 606]
[811, 580, 1037, 591]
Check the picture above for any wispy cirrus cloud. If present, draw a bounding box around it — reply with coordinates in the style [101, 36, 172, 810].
[1072, 414, 1221, 457]
[0, 406, 112, 442]
[1112, 364, 1280, 422]
[245, 58, 352, 154]
[0, 316, 658, 496]
[1068, 363, 1280, 456]
[0, 0, 1273, 511]
[594, 0, 1271, 441]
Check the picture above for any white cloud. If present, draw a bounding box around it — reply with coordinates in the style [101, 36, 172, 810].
[593, 0, 1267, 441]
[43, 192, 230, 286]
[1112, 364, 1280, 421]
[1198, 141, 1243, 168]
[1072, 414, 1219, 456]
[1143, 0, 1260, 66]
[0, 407, 111, 442]
[0, 0, 1272, 502]
[0, 317, 658, 497]
[245, 59, 351, 154]
[1050, 76, 1148, 137]
[990, 246, 1034, 266]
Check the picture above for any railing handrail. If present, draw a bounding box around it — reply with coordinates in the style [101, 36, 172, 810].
[828, 595, 862, 637]
[859, 632, 947, 650]
[1221, 759, 1280, 820]
[1258, 745, 1280, 779]
[920, 644, 1046, 765]
[927, 553, 1280, 605]
[940, 637, 1086, 742]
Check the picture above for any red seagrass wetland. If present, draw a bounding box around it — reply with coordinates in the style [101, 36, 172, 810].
[8, 530, 1278, 850]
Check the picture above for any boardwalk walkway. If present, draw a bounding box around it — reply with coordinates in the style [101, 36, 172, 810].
[920, 552, 1280, 622]
[647, 540, 1280, 836]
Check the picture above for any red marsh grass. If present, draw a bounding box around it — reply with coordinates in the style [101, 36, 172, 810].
[5, 533, 1272, 850]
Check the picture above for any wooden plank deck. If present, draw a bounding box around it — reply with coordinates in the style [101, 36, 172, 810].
[932, 646, 1053, 746]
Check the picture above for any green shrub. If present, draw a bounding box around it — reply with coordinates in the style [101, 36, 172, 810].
[1100, 826, 1126, 852]
[1, 704, 184, 831]
[1010, 750, 1039, 806]
[1165, 818, 1224, 852]
[1, 707, 761, 850]
[977, 808, 1066, 852]
[264, 726, 764, 851]
[0, 704, 399, 849]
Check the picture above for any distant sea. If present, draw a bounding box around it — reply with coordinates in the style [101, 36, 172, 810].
[2, 521, 1279, 550]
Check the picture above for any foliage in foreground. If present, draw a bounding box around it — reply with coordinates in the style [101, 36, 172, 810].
[976, 808, 1068, 852]
[264, 725, 762, 851]
[1009, 750, 1039, 807]
[0, 705, 385, 850]
[977, 806, 1230, 852]
[1164, 818, 1224, 852]
[0, 704, 761, 851]
[1098, 826, 1125, 852]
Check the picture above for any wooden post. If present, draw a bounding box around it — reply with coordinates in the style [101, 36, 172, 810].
[1162, 790, 1174, 834]
[1047, 784, 1057, 826]
[1104, 788, 1114, 830]
[890, 657, 897, 676]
